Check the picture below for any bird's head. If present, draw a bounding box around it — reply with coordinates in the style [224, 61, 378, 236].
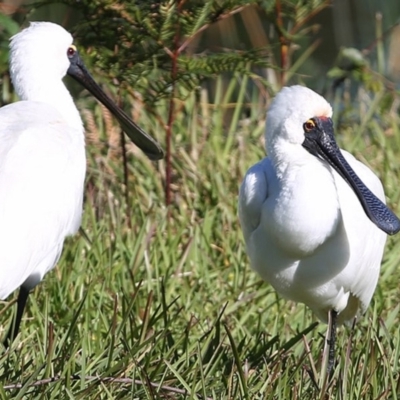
[265, 85, 333, 153]
[265, 85, 400, 236]
[10, 22, 74, 94]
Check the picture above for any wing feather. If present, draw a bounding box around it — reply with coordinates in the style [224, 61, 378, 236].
[238, 158, 270, 241]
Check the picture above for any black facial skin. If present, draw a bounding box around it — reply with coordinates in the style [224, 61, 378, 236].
[302, 117, 400, 235]
[67, 48, 164, 161]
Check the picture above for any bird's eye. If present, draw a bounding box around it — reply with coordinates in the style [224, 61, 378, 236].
[303, 119, 316, 132]
[67, 45, 77, 58]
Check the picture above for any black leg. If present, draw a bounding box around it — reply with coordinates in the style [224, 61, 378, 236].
[3, 286, 30, 348]
[327, 309, 338, 375]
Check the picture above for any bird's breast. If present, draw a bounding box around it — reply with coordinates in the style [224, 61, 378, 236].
[264, 160, 341, 257]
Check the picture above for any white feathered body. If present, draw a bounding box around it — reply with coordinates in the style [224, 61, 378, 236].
[0, 22, 86, 299]
[239, 86, 387, 324]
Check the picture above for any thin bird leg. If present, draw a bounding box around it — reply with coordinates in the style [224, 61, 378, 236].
[3, 286, 30, 348]
[327, 309, 338, 375]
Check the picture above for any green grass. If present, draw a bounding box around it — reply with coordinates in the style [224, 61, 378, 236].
[1, 79, 400, 399]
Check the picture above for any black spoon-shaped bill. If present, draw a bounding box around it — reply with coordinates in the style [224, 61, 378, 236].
[66, 48, 164, 161]
[302, 117, 400, 235]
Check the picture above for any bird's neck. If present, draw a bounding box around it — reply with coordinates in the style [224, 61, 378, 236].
[13, 75, 83, 132]
[267, 139, 309, 177]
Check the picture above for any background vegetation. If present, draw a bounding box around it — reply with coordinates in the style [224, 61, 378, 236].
[1, 0, 400, 398]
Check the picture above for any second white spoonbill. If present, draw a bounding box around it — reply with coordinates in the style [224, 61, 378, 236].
[0, 21, 164, 347]
[238, 85, 400, 371]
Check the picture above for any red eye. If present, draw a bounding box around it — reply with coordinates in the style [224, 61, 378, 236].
[303, 119, 316, 132]
[67, 46, 76, 57]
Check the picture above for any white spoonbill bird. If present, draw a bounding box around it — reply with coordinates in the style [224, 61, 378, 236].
[238, 85, 400, 371]
[0, 21, 164, 347]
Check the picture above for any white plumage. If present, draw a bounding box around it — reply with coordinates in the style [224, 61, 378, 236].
[0, 21, 163, 345]
[0, 23, 86, 299]
[239, 86, 388, 325]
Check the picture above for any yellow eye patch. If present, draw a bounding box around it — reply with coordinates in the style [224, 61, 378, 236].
[303, 119, 316, 132]
[67, 45, 77, 57]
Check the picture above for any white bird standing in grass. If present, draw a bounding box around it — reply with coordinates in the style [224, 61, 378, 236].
[0, 22, 164, 347]
[238, 85, 400, 371]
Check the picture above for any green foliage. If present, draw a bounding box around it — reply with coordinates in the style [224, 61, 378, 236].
[34, 0, 274, 104]
[30, 0, 330, 106]
[327, 47, 387, 92]
[0, 14, 19, 73]
[0, 14, 19, 105]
